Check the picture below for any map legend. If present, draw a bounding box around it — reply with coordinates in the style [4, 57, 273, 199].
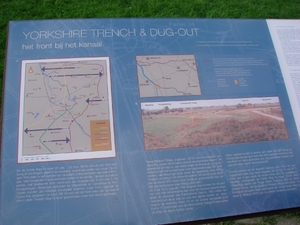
[90, 120, 111, 151]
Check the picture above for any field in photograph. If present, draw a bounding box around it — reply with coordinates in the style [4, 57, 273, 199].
[142, 102, 288, 150]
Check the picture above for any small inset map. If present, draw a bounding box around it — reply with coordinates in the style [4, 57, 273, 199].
[18, 57, 115, 163]
[136, 55, 201, 97]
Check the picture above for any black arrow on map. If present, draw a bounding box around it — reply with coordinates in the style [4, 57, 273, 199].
[43, 137, 70, 144]
[49, 72, 103, 78]
[41, 66, 75, 72]
[86, 98, 103, 104]
[24, 127, 67, 134]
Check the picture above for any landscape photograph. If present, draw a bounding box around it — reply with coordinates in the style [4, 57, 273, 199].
[141, 97, 288, 150]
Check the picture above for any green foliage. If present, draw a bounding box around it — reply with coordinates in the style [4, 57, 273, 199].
[260, 215, 279, 225]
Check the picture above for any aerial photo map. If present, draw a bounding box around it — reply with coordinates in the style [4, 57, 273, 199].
[18, 57, 115, 163]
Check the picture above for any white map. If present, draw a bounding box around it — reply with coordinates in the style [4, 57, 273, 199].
[136, 55, 201, 97]
[18, 57, 115, 163]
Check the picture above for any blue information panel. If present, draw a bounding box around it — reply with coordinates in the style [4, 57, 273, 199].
[1, 19, 300, 224]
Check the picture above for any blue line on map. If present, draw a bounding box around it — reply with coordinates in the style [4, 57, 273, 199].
[137, 63, 158, 96]
[39, 63, 59, 104]
[160, 86, 185, 95]
[34, 112, 40, 119]
[39, 63, 74, 108]
[37, 63, 97, 139]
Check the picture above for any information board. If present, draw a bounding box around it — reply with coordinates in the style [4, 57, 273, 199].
[1, 18, 300, 225]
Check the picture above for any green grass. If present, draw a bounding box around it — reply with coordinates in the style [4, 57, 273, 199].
[1, 0, 300, 224]
[197, 117, 226, 131]
[143, 116, 191, 139]
[1, 0, 300, 91]
[226, 111, 258, 122]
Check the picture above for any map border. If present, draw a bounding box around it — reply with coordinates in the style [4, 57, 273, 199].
[136, 54, 201, 98]
[18, 57, 116, 163]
